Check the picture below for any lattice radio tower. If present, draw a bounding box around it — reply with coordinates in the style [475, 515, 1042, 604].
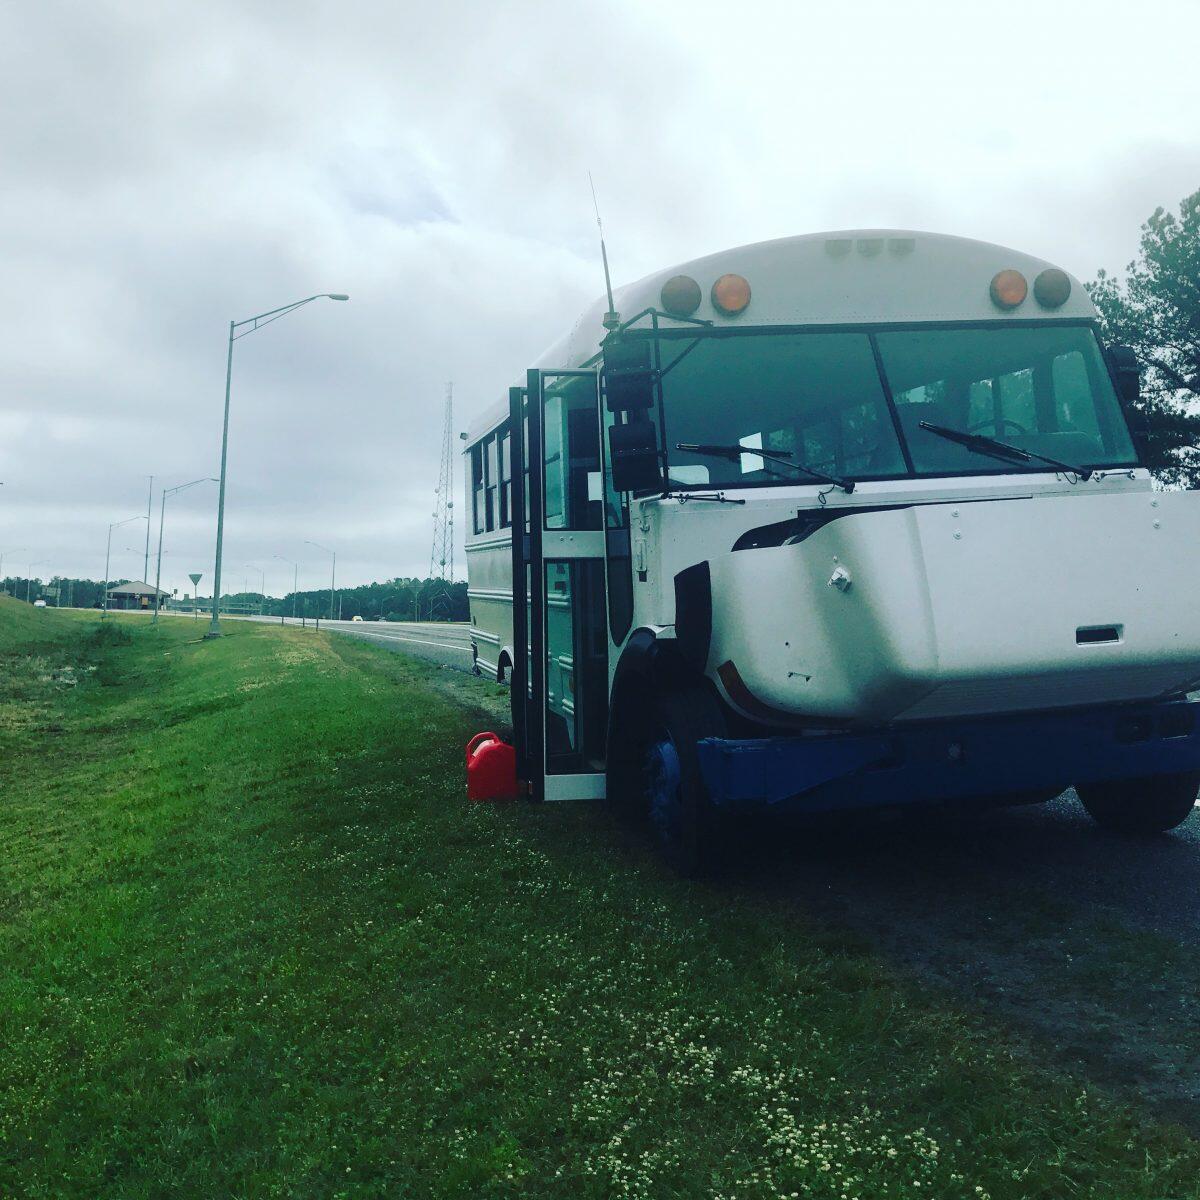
[427, 382, 455, 618]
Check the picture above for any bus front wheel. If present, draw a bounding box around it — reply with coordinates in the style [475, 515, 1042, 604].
[643, 687, 728, 876]
[1077, 772, 1200, 834]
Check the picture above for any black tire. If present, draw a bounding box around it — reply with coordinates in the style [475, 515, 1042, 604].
[1077, 772, 1200, 834]
[642, 686, 728, 876]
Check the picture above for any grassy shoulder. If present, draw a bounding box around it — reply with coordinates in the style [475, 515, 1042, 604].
[1, 599, 1198, 1199]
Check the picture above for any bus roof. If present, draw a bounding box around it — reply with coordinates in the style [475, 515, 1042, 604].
[467, 229, 1095, 444]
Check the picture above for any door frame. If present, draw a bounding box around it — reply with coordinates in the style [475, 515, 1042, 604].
[510, 367, 607, 802]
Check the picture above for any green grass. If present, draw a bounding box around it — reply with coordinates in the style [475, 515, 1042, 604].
[2, 597, 1199, 1198]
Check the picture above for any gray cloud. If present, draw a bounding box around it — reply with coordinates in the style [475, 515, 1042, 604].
[1, 0, 1198, 596]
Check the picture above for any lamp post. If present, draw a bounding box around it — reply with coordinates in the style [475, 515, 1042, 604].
[375, 592, 404, 621]
[104, 516, 147, 618]
[305, 540, 336, 620]
[206, 292, 349, 640]
[153, 478, 217, 626]
[25, 559, 48, 604]
[0, 547, 24, 594]
[143, 475, 153, 584]
[274, 554, 299, 620]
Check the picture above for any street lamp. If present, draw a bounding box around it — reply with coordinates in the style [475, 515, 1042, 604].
[104, 516, 147, 618]
[206, 292, 349, 640]
[153, 478, 217, 626]
[274, 554, 299, 619]
[142, 475, 154, 584]
[305, 540, 336, 620]
[0, 547, 24, 594]
[25, 559, 48, 604]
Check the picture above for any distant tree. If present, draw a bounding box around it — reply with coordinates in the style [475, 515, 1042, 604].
[3, 575, 107, 607]
[1087, 188, 1200, 487]
[274, 576, 467, 622]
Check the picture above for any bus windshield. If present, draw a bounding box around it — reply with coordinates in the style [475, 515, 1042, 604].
[658, 325, 1136, 488]
[876, 325, 1135, 475]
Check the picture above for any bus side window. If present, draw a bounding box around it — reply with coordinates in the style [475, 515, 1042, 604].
[737, 427, 796, 476]
[484, 435, 498, 531]
[544, 395, 566, 526]
[499, 430, 512, 529]
[1052, 351, 1101, 438]
[997, 368, 1036, 430]
[966, 379, 994, 429]
[471, 442, 485, 535]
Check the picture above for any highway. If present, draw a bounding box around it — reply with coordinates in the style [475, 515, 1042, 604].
[311, 618, 474, 671]
[96, 608, 478, 672]
[239, 614, 475, 672]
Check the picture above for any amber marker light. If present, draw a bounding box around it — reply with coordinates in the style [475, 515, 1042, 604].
[989, 269, 1028, 309]
[660, 274, 702, 317]
[1033, 268, 1071, 308]
[711, 273, 751, 316]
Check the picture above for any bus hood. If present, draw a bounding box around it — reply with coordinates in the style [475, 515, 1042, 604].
[705, 490, 1200, 726]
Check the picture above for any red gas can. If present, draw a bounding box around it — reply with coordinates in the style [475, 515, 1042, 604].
[465, 732, 521, 801]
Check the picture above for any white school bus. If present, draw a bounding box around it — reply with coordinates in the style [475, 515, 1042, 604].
[464, 229, 1200, 873]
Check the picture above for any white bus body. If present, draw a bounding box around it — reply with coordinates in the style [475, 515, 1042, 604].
[465, 230, 1200, 871]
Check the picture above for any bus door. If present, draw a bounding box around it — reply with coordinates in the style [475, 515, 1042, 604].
[510, 368, 608, 802]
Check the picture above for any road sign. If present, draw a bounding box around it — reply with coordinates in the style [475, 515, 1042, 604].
[188, 572, 205, 620]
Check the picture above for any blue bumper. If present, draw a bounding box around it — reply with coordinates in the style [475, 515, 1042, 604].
[695, 699, 1200, 813]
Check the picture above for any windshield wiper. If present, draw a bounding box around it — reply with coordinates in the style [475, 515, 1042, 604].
[917, 422, 1093, 481]
[675, 443, 855, 493]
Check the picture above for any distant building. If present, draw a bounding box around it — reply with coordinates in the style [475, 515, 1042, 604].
[106, 581, 170, 611]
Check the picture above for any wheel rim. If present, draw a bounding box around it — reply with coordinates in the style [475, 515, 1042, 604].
[645, 738, 682, 851]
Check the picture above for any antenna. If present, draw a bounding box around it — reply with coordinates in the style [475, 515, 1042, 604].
[589, 172, 621, 332]
[427, 382, 455, 621]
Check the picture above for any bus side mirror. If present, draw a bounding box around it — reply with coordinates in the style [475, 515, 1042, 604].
[609, 420, 661, 492]
[1108, 344, 1141, 405]
[603, 338, 655, 412]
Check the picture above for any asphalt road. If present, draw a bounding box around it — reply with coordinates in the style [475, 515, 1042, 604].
[122, 609, 477, 671]
[313, 618, 474, 670]
[707, 788, 1200, 1127]
[238, 614, 476, 672]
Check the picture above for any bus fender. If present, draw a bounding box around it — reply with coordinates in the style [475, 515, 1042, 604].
[611, 627, 696, 702]
[673, 561, 712, 676]
[607, 628, 700, 795]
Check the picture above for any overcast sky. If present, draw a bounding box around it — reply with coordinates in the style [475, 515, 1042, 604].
[3, 0, 1199, 597]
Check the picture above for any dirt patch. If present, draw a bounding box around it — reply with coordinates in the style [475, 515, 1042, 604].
[423, 668, 512, 733]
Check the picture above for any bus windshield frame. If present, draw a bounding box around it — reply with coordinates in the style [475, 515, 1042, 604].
[635, 320, 1139, 492]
